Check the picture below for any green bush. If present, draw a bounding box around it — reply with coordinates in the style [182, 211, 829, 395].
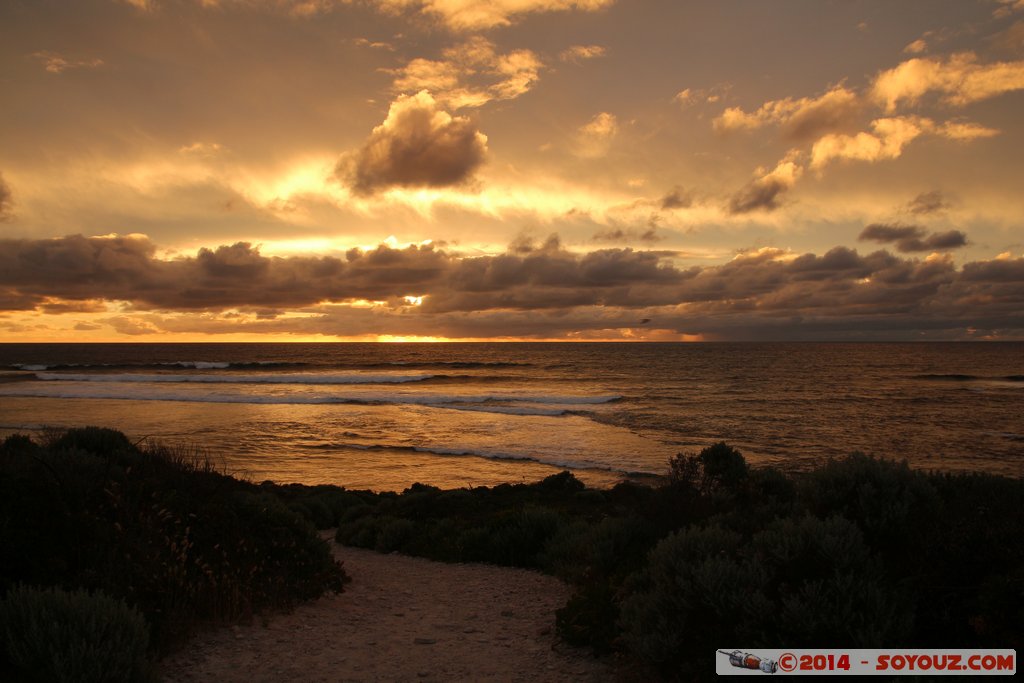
[314, 441, 1023, 666]
[488, 506, 564, 568]
[800, 453, 939, 553]
[620, 516, 911, 678]
[543, 515, 654, 584]
[0, 585, 153, 683]
[376, 518, 418, 553]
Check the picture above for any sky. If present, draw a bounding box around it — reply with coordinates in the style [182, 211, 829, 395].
[1, 0, 1023, 342]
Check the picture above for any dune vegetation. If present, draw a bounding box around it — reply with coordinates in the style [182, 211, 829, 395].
[0, 428, 348, 682]
[1, 429, 1021, 681]
[322, 443, 1024, 679]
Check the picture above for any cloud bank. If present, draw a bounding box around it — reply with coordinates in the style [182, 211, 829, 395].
[2, 233, 1021, 340]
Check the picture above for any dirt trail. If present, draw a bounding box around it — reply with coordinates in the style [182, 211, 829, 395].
[160, 535, 615, 682]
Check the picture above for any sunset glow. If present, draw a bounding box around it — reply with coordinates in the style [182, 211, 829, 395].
[2, 0, 1023, 341]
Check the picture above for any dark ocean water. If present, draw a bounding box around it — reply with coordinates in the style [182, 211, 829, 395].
[0, 343, 1021, 490]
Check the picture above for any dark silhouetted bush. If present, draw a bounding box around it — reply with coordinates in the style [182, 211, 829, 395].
[0, 430, 348, 656]
[239, 440, 1024, 675]
[620, 516, 912, 678]
[0, 584, 153, 683]
[668, 441, 749, 494]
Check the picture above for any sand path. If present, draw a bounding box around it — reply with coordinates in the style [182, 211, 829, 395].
[160, 534, 615, 682]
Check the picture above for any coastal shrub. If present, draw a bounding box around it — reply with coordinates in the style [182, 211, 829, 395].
[535, 470, 585, 494]
[619, 524, 754, 678]
[0, 585, 153, 683]
[49, 426, 135, 460]
[488, 506, 564, 568]
[335, 515, 381, 549]
[668, 442, 749, 494]
[271, 484, 377, 529]
[911, 472, 1024, 646]
[542, 515, 654, 584]
[752, 516, 912, 645]
[556, 581, 620, 652]
[288, 497, 335, 529]
[428, 488, 481, 519]
[972, 567, 1024, 647]
[376, 518, 418, 553]
[799, 453, 940, 553]
[0, 433, 38, 456]
[314, 439, 1022, 667]
[0, 430, 348, 654]
[619, 516, 909, 678]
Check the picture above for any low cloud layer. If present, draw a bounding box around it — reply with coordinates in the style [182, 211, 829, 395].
[2, 233, 1021, 340]
[346, 91, 488, 195]
[858, 223, 967, 252]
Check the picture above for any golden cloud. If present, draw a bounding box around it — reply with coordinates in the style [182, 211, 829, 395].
[32, 51, 104, 74]
[559, 44, 606, 63]
[728, 152, 803, 214]
[386, 37, 542, 109]
[369, 0, 614, 31]
[574, 112, 618, 158]
[713, 85, 861, 140]
[810, 115, 999, 169]
[872, 52, 1024, 111]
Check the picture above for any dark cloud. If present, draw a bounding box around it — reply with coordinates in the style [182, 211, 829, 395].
[3, 234, 1022, 340]
[728, 177, 789, 214]
[918, 230, 968, 250]
[0, 173, 12, 221]
[593, 227, 662, 243]
[990, 20, 1024, 56]
[907, 190, 951, 215]
[859, 223, 924, 242]
[345, 91, 488, 196]
[782, 89, 863, 141]
[660, 188, 692, 210]
[859, 223, 967, 252]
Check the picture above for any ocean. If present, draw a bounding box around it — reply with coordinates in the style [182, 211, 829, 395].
[0, 343, 1021, 490]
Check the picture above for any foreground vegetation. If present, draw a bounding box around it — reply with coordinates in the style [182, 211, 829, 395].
[315, 443, 1022, 680]
[2, 429, 1022, 681]
[0, 428, 348, 682]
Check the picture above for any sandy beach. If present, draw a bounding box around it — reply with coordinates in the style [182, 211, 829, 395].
[160, 534, 616, 682]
